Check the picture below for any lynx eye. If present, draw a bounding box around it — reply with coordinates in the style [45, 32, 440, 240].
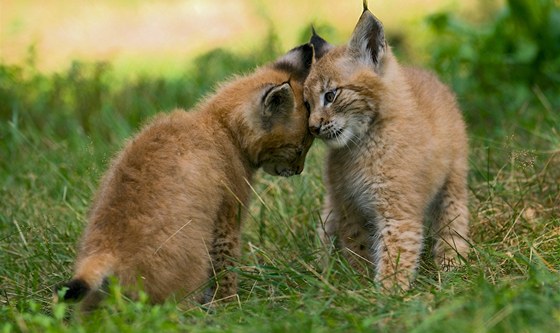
[324, 90, 336, 104]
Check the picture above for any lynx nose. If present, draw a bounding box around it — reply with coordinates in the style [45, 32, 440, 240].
[309, 118, 323, 136]
[309, 124, 321, 136]
[309, 113, 324, 136]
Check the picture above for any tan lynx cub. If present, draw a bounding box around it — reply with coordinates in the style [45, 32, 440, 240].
[304, 2, 470, 290]
[55, 43, 315, 311]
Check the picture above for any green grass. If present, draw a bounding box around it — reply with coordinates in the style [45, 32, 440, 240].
[1, 2, 559, 332]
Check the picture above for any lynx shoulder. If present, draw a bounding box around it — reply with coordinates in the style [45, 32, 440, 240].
[304, 2, 470, 290]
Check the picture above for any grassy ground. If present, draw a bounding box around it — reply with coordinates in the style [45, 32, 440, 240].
[1, 2, 559, 332]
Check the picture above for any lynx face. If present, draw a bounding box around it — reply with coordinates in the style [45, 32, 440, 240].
[242, 44, 316, 177]
[255, 79, 314, 177]
[304, 9, 388, 150]
[303, 60, 381, 149]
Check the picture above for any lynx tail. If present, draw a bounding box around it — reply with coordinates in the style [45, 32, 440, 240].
[55, 279, 90, 302]
[54, 253, 114, 303]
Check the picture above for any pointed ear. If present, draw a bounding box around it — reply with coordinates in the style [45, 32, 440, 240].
[347, 6, 386, 71]
[262, 83, 295, 124]
[310, 26, 334, 60]
[273, 43, 314, 82]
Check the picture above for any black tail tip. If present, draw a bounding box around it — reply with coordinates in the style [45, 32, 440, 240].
[54, 279, 90, 302]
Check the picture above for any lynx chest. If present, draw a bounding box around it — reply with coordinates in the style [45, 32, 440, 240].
[325, 147, 387, 219]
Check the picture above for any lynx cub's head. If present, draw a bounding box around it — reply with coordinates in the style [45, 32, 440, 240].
[235, 44, 315, 176]
[304, 3, 396, 149]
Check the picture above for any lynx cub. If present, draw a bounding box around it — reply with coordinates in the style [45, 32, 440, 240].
[304, 3, 470, 290]
[55, 44, 315, 310]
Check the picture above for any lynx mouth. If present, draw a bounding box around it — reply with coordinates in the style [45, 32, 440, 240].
[275, 166, 297, 177]
[322, 127, 344, 141]
[263, 162, 300, 177]
[317, 125, 355, 149]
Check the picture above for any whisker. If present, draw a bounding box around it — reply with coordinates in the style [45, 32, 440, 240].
[349, 134, 362, 148]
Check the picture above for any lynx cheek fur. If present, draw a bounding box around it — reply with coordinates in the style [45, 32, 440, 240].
[55, 44, 315, 311]
[304, 3, 470, 290]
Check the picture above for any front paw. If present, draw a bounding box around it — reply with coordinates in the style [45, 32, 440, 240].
[377, 270, 413, 293]
[436, 252, 465, 271]
[434, 238, 471, 271]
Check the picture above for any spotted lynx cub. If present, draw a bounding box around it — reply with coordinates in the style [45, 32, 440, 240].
[55, 43, 315, 311]
[304, 2, 470, 290]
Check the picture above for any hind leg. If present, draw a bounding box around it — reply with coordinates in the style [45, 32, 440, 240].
[431, 168, 470, 270]
[209, 230, 239, 302]
[206, 204, 241, 304]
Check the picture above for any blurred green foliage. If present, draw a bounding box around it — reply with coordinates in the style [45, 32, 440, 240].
[426, 0, 560, 134]
[0, 31, 280, 146]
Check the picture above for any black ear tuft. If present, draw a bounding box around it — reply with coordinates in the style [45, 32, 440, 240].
[348, 7, 386, 70]
[273, 43, 314, 82]
[309, 26, 334, 60]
